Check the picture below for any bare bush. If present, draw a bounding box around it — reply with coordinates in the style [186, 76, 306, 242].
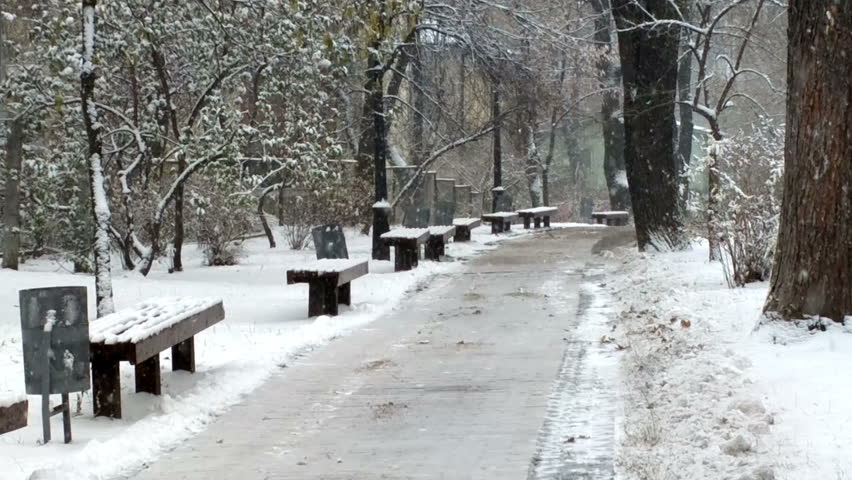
[188, 176, 255, 266]
[279, 175, 372, 250]
[713, 123, 784, 287]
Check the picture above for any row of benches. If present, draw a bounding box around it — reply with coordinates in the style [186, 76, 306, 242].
[5, 209, 631, 423]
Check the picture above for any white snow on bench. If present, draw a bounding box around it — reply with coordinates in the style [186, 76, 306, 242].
[0, 391, 25, 408]
[297, 259, 367, 273]
[453, 218, 481, 226]
[518, 206, 558, 214]
[592, 211, 629, 216]
[483, 212, 518, 218]
[428, 226, 456, 236]
[381, 228, 430, 240]
[90, 297, 222, 345]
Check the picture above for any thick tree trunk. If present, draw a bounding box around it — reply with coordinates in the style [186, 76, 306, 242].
[676, 32, 694, 211]
[491, 82, 503, 212]
[2, 119, 23, 270]
[409, 36, 425, 165]
[613, 0, 686, 251]
[367, 51, 390, 260]
[173, 156, 185, 272]
[81, 0, 115, 317]
[765, 0, 852, 322]
[591, 0, 630, 211]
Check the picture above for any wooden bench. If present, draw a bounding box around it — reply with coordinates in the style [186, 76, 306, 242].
[287, 259, 369, 317]
[591, 210, 630, 226]
[0, 396, 27, 435]
[482, 212, 519, 234]
[425, 226, 456, 261]
[89, 297, 225, 418]
[452, 218, 481, 242]
[517, 207, 558, 229]
[381, 228, 430, 272]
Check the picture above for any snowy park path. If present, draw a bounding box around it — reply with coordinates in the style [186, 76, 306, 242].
[129, 228, 619, 480]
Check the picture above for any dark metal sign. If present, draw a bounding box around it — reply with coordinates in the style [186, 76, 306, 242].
[19, 286, 90, 444]
[312, 224, 349, 260]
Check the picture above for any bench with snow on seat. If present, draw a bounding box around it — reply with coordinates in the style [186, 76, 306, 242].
[381, 228, 430, 272]
[89, 297, 225, 418]
[591, 211, 630, 226]
[452, 218, 481, 242]
[425, 226, 456, 261]
[286, 259, 369, 317]
[481, 212, 519, 234]
[517, 206, 558, 229]
[0, 395, 27, 435]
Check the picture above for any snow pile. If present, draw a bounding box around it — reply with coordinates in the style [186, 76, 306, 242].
[606, 242, 852, 480]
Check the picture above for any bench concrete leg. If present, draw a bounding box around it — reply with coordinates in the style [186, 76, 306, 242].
[523, 217, 531, 229]
[309, 278, 338, 316]
[491, 222, 500, 234]
[534, 217, 541, 228]
[455, 227, 471, 242]
[92, 352, 122, 418]
[596, 217, 604, 224]
[172, 337, 196, 373]
[338, 283, 351, 306]
[394, 242, 418, 271]
[544, 216, 551, 228]
[504, 221, 512, 231]
[425, 237, 443, 261]
[135, 354, 162, 395]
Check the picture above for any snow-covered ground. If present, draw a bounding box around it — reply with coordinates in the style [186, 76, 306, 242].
[0, 224, 566, 480]
[607, 242, 852, 480]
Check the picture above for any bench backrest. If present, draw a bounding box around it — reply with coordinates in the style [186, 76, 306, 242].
[495, 192, 513, 212]
[312, 224, 349, 260]
[432, 201, 455, 226]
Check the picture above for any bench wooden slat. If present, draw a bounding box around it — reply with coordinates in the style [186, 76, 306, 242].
[482, 212, 518, 234]
[453, 218, 481, 228]
[517, 207, 558, 217]
[90, 300, 225, 365]
[287, 260, 369, 287]
[381, 228, 430, 244]
[0, 399, 27, 435]
[428, 225, 456, 241]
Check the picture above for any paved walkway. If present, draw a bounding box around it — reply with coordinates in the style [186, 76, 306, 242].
[130, 227, 616, 480]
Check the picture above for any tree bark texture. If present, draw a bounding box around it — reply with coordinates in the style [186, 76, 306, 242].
[613, 0, 686, 250]
[765, 0, 852, 322]
[2, 119, 23, 270]
[367, 51, 391, 260]
[491, 82, 503, 212]
[676, 30, 694, 211]
[591, 0, 630, 211]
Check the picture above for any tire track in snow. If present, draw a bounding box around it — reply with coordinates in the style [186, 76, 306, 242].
[527, 266, 619, 480]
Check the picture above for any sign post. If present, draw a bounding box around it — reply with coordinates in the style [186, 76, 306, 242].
[20, 287, 90, 444]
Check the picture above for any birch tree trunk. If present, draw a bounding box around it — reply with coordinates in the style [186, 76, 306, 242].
[81, 0, 115, 316]
[765, 0, 852, 322]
